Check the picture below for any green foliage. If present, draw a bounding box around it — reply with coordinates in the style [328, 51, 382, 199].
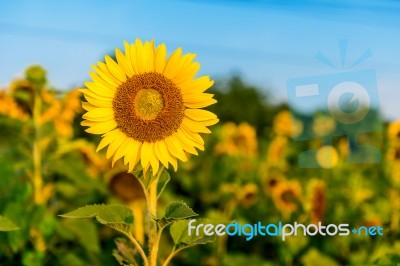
[0, 216, 19, 231]
[162, 202, 198, 222]
[157, 170, 170, 199]
[60, 204, 133, 237]
[170, 219, 215, 248]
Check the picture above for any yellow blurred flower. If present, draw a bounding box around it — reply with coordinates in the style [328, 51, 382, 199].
[308, 179, 326, 224]
[215, 122, 258, 157]
[266, 136, 288, 168]
[312, 114, 336, 137]
[272, 179, 302, 215]
[388, 120, 400, 143]
[237, 183, 258, 208]
[316, 145, 339, 168]
[40, 89, 82, 138]
[9, 78, 34, 115]
[0, 90, 29, 121]
[78, 142, 108, 178]
[262, 170, 285, 194]
[109, 171, 146, 244]
[386, 145, 400, 165]
[273, 110, 302, 138]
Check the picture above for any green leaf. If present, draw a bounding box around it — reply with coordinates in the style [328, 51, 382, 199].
[60, 204, 133, 236]
[113, 238, 138, 266]
[0, 215, 19, 231]
[157, 170, 170, 199]
[170, 219, 215, 247]
[163, 202, 198, 221]
[58, 219, 100, 253]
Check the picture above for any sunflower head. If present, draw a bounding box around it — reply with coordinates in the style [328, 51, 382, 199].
[81, 39, 218, 174]
[273, 110, 303, 138]
[388, 121, 400, 143]
[271, 180, 302, 215]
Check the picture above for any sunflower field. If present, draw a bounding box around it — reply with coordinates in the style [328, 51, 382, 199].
[0, 58, 399, 266]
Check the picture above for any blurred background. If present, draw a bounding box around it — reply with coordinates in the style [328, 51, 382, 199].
[0, 0, 399, 265]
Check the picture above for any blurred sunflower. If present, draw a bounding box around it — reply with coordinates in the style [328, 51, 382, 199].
[237, 183, 258, 208]
[108, 172, 146, 243]
[388, 120, 400, 143]
[271, 179, 302, 215]
[214, 122, 257, 157]
[386, 145, 400, 165]
[266, 136, 288, 168]
[273, 110, 302, 138]
[262, 170, 285, 194]
[0, 90, 29, 121]
[81, 39, 218, 173]
[308, 179, 326, 224]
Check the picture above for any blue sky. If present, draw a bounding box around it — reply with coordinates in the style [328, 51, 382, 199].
[0, 0, 399, 119]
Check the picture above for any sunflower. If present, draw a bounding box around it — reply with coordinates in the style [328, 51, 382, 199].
[81, 39, 218, 173]
[308, 179, 326, 224]
[388, 120, 400, 143]
[273, 110, 303, 138]
[271, 179, 302, 215]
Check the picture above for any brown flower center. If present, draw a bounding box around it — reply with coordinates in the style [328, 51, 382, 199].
[113, 72, 184, 142]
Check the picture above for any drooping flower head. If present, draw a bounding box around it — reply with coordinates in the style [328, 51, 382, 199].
[81, 39, 218, 173]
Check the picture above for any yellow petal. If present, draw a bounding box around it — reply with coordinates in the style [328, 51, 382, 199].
[112, 137, 131, 166]
[126, 140, 142, 172]
[174, 131, 198, 155]
[85, 81, 115, 98]
[105, 55, 127, 83]
[179, 76, 214, 94]
[85, 119, 117, 134]
[89, 72, 118, 92]
[164, 135, 187, 162]
[199, 118, 219, 127]
[176, 128, 203, 151]
[116, 47, 134, 77]
[163, 47, 182, 79]
[130, 43, 140, 74]
[154, 43, 167, 73]
[174, 62, 200, 85]
[142, 40, 155, 73]
[150, 153, 159, 176]
[83, 108, 113, 120]
[134, 38, 145, 74]
[182, 117, 211, 134]
[123, 43, 135, 75]
[179, 126, 205, 147]
[141, 142, 152, 168]
[82, 102, 96, 111]
[93, 64, 120, 87]
[96, 130, 118, 152]
[106, 130, 126, 159]
[169, 154, 178, 172]
[184, 109, 218, 121]
[154, 141, 169, 169]
[84, 95, 112, 108]
[184, 98, 217, 109]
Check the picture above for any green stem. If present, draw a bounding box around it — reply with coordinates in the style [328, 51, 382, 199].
[32, 89, 43, 205]
[128, 233, 148, 266]
[148, 166, 164, 266]
[162, 247, 176, 266]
